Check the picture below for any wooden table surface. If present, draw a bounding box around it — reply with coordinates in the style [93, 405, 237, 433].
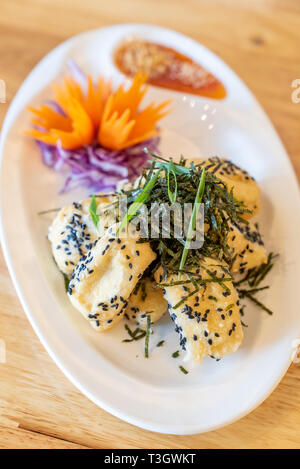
[0, 0, 300, 449]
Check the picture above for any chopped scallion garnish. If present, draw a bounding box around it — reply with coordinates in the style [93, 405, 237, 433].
[89, 195, 99, 229]
[62, 272, 69, 292]
[117, 167, 162, 235]
[167, 160, 178, 204]
[178, 168, 205, 278]
[144, 315, 152, 358]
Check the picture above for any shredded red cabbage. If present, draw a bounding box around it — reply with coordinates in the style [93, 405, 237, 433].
[34, 60, 160, 193]
[36, 137, 159, 193]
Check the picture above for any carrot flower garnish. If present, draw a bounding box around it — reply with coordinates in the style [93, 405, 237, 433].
[26, 71, 171, 151]
[99, 71, 171, 150]
[25, 65, 171, 192]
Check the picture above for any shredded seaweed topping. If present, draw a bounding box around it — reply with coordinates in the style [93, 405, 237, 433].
[122, 324, 146, 342]
[62, 272, 70, 292]
[115, 153, 251, 288]
[179, 365, 189, 374]
[234, 253, 278, 315]
[167, 160, 178, 204]
[156, 340, 165, 347]
[114, 154, 278, 323]
[144, 314, 152, 358]
[179, 167, 206, 277]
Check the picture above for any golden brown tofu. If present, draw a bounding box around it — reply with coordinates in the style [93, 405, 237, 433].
[48, 194, 116, 276]
[198, 158, 261, 218]
[125, 278, 167, 326]
[68, 223, 157, 331]
[227, 221, 267, 274]
[155, 258, 243, 361]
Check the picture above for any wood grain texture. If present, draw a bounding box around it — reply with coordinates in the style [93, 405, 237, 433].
[0, 0, 300, 449]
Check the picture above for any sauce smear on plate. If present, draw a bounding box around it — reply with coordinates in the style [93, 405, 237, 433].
[114, 40, 226, 99]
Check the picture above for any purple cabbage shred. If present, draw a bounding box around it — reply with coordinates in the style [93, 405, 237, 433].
[36, 137, 160, 193]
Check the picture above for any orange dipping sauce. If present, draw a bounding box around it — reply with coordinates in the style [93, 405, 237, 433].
[114, 40, 226, 100]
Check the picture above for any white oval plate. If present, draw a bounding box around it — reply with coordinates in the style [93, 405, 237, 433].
[1, 24, 300, 435]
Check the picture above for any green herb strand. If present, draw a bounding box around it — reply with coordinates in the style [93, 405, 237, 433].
[178, 168, 206, 278]
[179, 365, 189, 374]
[167, 160, 178, 204]
[117, 168, 162, 235]
[62, 273, 69, 292]
[122, 324, 146, 342]
[89, 195, 99, 229]
[156, 340, 165, 347]
[144, 315, 152, 358]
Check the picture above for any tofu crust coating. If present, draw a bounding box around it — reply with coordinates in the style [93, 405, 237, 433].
[48, 194, 116, 276]
[126, 278, 167, 326]
[227, 221, 267, 274]
[68, 223, 157, 331]
[155, 258, 243, 361]
[196, 158, 261, 218]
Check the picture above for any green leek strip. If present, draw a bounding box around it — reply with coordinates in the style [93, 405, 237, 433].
[167, 160, 178, 204]
[179, 365, 189, 375]
[62, 273, 70, 292]
[144, 315, 152, 358]
[178, 169, 206, 278]
[89, 194, 99, 229]
[117, 168, 162, 235]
